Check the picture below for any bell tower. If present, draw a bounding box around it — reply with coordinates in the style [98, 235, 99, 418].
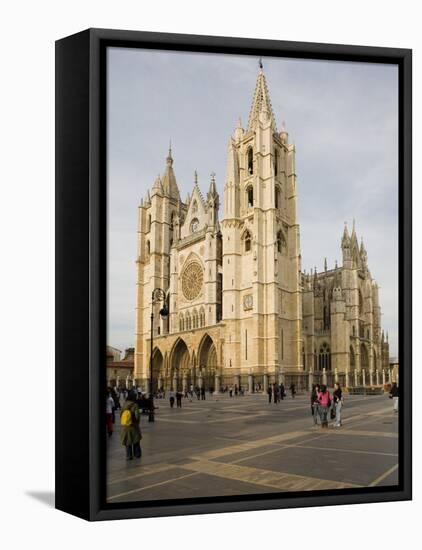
[222, 63, 302, 383]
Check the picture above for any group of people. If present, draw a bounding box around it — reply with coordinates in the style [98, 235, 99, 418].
[310, 383, 343, 428]
[267, 383, 296, 403]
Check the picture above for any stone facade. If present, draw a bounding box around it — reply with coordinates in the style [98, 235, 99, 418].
[134, 67, 390, 392]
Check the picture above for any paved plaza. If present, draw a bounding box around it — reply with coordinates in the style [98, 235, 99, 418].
[106, 392, 399, 503]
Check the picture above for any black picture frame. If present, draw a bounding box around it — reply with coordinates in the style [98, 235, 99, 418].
[55, 28, 412, 521]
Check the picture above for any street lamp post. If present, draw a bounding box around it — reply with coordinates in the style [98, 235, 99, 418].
[149, 288, 168, 422]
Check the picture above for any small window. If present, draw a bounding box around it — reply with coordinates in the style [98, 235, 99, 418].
[247, 147, 253, 175]
[275, 186, 280, 209]
[247, 186, 254, 208]
[148, 214, 152, 232]
[274, 149, 279, 176]
[146, 240, 150, 257]
[244, 231, 251, 252]
[276, 230, 286, 253]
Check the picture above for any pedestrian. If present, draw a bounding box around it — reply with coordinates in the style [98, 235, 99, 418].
[267, 385, 272, 404]
[229, 386, 233, 398]
[195, 386, 200, 400]
[169, 389, 176, 408]
[290, 383, 296, 398]
[273, 384, 279, 404]
[317, 385, 332, 428]
[234, 384, 238, 396]
[106, 390, 115, 437]
[311, 384, 320, 426]
[280, 382, 285, 400]
[332, 382, 343, 427]
[200, 386, 206, 400]
[389, 382, 399, 413]
[120, 390, 142, 460]
[176, 390, 183, 408]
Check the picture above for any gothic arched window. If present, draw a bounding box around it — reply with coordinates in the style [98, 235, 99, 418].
[277, 230, 286, 253]
[199, 307, 205, 327]
[147, 214, 152, 232]
[275, 185, 280, 209]
[359, 290, 364, 316]
[350, 345, 355, 368]
[318, 342, 331, 370]
[244, 230, 251, 252]
[274, 149, 279, 176]
[246, 185, 254, 208]
[179, 313, 184, 332]
[247, 147, 253, 175]
[192, 309, 198, 329]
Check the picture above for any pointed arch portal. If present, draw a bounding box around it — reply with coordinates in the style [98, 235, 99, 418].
[198, 334, 218, 389]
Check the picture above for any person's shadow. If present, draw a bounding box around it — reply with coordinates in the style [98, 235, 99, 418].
[26, 491, 55, 508]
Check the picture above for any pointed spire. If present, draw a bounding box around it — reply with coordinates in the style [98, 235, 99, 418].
[152, 174, 164, 195]
[335, 259, 338, 269]
[360, 237, 366, 254]
[161, 147, 180, 200]
[324, 257, 328, 271]
[166, 141, 173, 166]
[342, 221, 350, 247]
[247, 66, 277, 131]
[208, 172, 218, 197]
[194, 170, 198, 186]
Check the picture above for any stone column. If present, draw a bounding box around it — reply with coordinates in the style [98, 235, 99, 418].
[354, 370, 358, 387]
[248, 374, 254, 393]
[382, 369, 386, 385]
[214, 374, 220, 394]
[376, 370, 379, 386]
[345, 371, 350, 388]
[362, 369, 366, 387]
[334, 368, 339, 383]
[234, 374, 240, 388]
[322, 368, 327, 386]
[308, 371, 314, 391]
[278, 370, 285, 385]
[198, 374, 203, 389]
[172, 374, 178, 391]
[182, 374, 187, 394]
[263, 374, 269, 393]
[369, 370, 373, 386]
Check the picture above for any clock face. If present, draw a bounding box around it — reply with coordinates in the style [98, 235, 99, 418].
[243, 294, 253, 310]
[181, 261, 203, 301]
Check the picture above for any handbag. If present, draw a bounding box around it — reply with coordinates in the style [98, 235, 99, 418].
[330, 408, 336, 420]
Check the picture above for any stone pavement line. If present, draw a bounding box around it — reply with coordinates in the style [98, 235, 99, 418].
[292, 444, 398, 457]
[107, 472, 200, 501]
[108, 463, 175, 485]
[336, 429, 396, 438]
[191, 430, 309, 460]
[179, 460, 359, 491]
[369, 464, 399, 487]
[157, 411, 268, 425]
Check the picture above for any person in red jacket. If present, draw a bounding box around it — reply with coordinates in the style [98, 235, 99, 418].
[317, 385, 332, 428]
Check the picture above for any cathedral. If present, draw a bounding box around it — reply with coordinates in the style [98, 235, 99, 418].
[133, 66, 390, 393]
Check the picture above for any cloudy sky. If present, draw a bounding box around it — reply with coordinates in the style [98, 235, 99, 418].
[107, 47, 398, 357]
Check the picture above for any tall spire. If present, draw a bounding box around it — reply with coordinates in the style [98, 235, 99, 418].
[161, 146, 180, 200]
[247, 65, 277, 131]
[341, 221, 350, 247]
